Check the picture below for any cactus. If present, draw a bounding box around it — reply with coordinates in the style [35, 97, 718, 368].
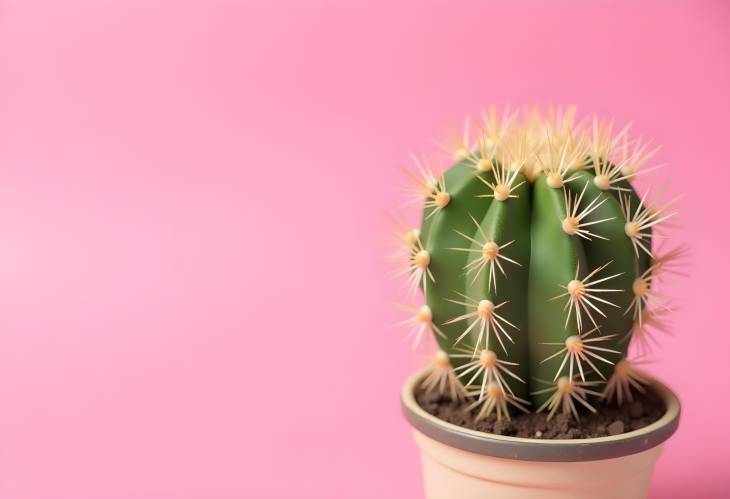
[394, 108, 681, 421]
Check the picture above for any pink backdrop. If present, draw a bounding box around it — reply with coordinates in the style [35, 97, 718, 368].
[1, 1, 729, 498]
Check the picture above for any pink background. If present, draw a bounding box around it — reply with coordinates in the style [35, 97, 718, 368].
[1, 1, 729, 498]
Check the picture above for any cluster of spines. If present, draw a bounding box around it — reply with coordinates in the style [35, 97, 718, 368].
[392, 108, 682, 421]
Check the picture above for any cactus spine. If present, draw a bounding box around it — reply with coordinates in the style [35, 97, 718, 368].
[396, 109, 678, 420]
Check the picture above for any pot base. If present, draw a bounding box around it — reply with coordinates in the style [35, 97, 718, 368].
[415, 429, 661, 499]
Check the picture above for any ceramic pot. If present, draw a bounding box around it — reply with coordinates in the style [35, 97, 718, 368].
[401, 369, 680, 499]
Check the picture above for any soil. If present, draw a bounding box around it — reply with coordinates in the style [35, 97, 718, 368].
[415, 387, 665, 439]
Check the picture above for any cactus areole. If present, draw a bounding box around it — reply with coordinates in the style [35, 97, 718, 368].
[396, 109, 681, 422]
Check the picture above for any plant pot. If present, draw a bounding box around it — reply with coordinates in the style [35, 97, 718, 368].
[401, 369, 680, 499]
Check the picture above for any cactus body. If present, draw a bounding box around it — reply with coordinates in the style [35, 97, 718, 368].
[401, 110, 676, 419]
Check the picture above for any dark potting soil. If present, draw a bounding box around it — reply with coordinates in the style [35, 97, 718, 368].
[415, 387, 665, 439]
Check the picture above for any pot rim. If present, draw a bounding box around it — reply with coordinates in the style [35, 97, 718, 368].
[401, 368, 680, 462]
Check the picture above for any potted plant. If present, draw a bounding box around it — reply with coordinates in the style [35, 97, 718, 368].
[393, 109, 681, 499]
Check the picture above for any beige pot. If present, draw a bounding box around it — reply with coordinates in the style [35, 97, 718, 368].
[401, 369, 680, 499]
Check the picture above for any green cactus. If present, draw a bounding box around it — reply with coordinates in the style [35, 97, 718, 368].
[397, 109, 678, 421]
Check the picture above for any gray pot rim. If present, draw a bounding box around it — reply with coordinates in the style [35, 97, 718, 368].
[401, 368, 680, 462]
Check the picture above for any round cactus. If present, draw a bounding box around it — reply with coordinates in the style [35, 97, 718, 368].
[395, 109, 680, 421]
